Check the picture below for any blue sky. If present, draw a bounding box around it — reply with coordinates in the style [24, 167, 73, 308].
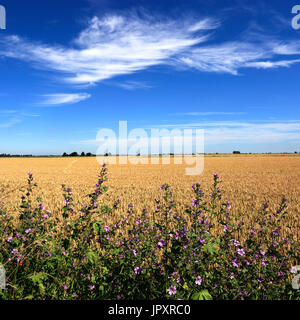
[0, 0, 300, 154]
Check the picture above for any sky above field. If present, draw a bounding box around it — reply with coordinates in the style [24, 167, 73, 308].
[0, 0, 300, 154]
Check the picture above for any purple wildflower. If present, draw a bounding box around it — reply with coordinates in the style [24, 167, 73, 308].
[232, 258, 240, 268]
[237, 248, 245, 256]
[231, 239, 240, 247]
[260, 250, 266, 256]
[134, 267, 141, 275]
[11, 249, 19, 255]
[157, 241, 164, 248]
[167, 285, 177, 296]
[226, 201, 231, 210]
[195, 276, 202, 285]
[271, 241, 279, 247]
[262, 259, 268, 266]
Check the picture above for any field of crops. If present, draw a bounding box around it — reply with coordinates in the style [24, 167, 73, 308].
[1, 155, 299, 236]
[0, 155, 299, 299]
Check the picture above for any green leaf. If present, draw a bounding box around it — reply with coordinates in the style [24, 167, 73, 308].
[38, 282, 45, 295]
[29, 272, 48, 294]
[29, 273, 48, 284]
[182, 282, 189, 290]
[111, 248, 120, 255]
[86, 251, 98, 264]
[203, 242, 218, 255]
[93, 222, 100, 233]
[93, 221, 103, 234]
[191, 290, 213, 300]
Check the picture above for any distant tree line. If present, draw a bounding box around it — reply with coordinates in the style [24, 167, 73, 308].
[0, 151, 299, 158]
[62, 152, 115, 157]
[62, 152, 94, 157]
[0, 154, 33, 157]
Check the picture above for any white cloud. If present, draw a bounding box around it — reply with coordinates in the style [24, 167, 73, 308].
[114, 81, 153, 90]
[244, 59, 300, 69]
[187, 18, 221, 32]
[173, 112, 245, 116]
[0, 111, 40, 130]
[176, 41, 300, 75]
[151, 120, 300, 144]
[74, 120, 300, 151]
[0, 109, 17, 114]
[0, 14, 300, 85]
[38, 93, 91, 106]
[272, 41, 300, 55]
[0, 15, 213, 85]
[20, 113, 40, 117]
[0, 118, 21, 128]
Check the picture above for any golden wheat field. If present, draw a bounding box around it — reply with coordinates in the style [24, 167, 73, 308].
[0, 154, 299, 241]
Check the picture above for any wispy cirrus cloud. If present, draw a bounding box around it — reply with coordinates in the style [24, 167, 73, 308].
[38, 93, 91, 106]
[20, 113, 40, 117]
[150, 120, 300, 144]
[0, 15, 214, 85]
[0, 110, 40, 130]
[153, 120, 300, 130]
[244, 59, 300, 69]
[113, 81, 153, 90]
[175, 41, 300, 75]
[0, 13, 300, 86]
[73, 120, 300, 150]
[0, 109, 17, 114]
[0, 118, 21, 128]
[172, 112, 245, 116]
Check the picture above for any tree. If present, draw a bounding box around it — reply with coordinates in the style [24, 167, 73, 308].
[62, 152, 68, 157]
[86, 152, 92, 157]
[81, 152, 85, 157]
[233, 151, 241, 154]
[69, 152, 78, 157]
